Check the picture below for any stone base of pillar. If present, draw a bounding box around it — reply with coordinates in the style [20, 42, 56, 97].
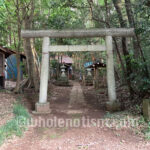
[32, 102, 51, 114]
[106, 101, 121, 112]
[143, 99, 150, 121]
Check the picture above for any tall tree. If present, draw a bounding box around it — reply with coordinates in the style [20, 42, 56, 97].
[22, 0, 40, 91]
[124, 0, 149, 77]
[112, 0, 134, 96]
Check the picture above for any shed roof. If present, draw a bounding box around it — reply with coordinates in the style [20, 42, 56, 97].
[84, 59, 106, 69]
[0, 45, 15, 58]
[61, 56, 74, 64]
[0, 45, 25, 59]
[55, 55, 74, 64]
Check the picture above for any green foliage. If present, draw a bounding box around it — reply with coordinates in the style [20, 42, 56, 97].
[144, 122, 150, 140]
[85, 75, 93, 86]
[51, 60, 59, 68]
[0, 102, 30, 146]
[55, 76, 69, 86]
[139, 117, 150, 140]
[99, 68, 106, 76]
[138, 116, 145, 125]
[13, 103, 30, 119]
[127, 55, 150, 94]
[34, 0, 85, 30]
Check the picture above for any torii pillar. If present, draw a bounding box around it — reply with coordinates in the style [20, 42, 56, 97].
[33, 37, 51, 114]
[105, 36, 121, 111]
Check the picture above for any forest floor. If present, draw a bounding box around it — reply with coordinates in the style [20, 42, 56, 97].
[0, 81, 150, 150]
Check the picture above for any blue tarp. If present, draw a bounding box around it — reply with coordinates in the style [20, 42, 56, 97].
[84, 61, 93, 68]
[6, 55, 23, 80]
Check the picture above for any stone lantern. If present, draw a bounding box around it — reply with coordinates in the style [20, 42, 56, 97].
[87, 68, 92, 76]
[60, 64, 66, 77]
[54, 64, 69, 86]
[85, 68, 93, 86]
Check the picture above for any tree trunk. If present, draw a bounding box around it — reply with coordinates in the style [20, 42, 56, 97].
[112, 0, 134, 97]
[14, 0, 22, 93]
[124, 0, 140, 57]
[22, 0, 40, 91]
[23, 18, 40, 92]
[14, 53, 21, 92]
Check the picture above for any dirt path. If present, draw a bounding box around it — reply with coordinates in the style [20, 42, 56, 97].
[1, 81, 150, 150]
[68, 82, 85, 108]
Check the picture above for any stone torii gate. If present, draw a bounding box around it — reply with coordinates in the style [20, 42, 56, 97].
[21, 28, 135, 114]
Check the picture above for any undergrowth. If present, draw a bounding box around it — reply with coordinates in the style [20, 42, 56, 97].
[104, 111, 150, 140]
[0, 99, 30, 146]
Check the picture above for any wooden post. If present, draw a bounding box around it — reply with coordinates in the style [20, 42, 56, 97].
[106, 36, 116, 101]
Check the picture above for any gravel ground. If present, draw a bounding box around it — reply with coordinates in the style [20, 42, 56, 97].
[0, 81, 150, 150]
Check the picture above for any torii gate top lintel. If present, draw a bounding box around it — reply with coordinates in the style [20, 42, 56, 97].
[21, 28, 135, 38]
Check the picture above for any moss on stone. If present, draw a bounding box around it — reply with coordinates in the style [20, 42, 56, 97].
[85, 75, 93, 86]
[106, 101, 121, 112]
[55, 76, 69, 86]
[143, 99, 150, 121]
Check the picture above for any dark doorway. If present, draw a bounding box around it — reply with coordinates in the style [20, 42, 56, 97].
[0, 53, 5, 88]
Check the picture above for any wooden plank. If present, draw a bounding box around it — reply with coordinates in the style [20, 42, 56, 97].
[21, 28, 135, 38]
[49, 45, 106, 52]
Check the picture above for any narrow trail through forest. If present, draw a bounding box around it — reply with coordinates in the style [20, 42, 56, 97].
[1, 81, 150, 150]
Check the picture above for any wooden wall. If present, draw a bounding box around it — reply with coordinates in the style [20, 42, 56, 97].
[0, 52, 5, 88]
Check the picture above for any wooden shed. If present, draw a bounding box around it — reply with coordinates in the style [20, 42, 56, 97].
[0, 46, 15, 88]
